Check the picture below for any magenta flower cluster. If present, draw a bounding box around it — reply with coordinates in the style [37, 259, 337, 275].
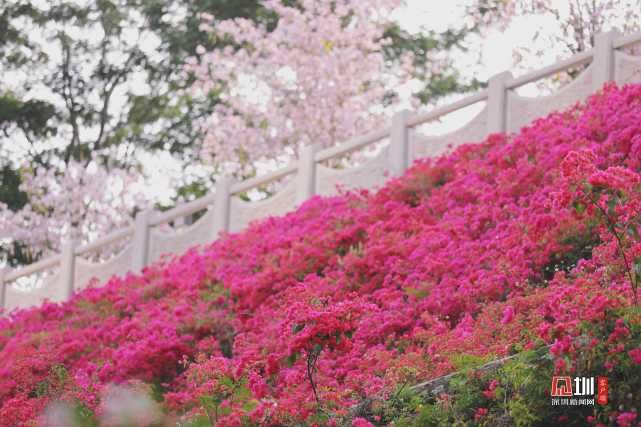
[1, 83, 641, 425]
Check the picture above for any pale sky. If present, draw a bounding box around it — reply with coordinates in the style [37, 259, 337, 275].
[391, 1, 555, 136]
[399, 0, 581, 84]
[402, 0, 585, 69]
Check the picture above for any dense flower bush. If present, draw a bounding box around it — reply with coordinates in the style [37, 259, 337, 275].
[1, 83, 641, 425]
[366, 305, 641, 426]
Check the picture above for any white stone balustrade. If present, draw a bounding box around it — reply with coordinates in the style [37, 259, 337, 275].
[2, 30, 641, 313]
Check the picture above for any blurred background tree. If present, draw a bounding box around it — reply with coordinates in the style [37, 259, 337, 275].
[0, 0, 482, 266]
[469, 0, 641, 66]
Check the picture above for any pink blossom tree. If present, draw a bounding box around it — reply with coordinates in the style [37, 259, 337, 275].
[189, 0, 416, 175]
[0, 159, 149, 264]
[2, 0, 470, 266]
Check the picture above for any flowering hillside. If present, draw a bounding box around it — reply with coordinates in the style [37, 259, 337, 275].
[1, 83, 641, 426]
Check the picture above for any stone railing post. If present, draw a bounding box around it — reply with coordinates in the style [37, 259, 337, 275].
[131, 209, 152, 272]
[593, 31, 618, 90]
[213, 176, 234, 236]
[60, 239, 76, 299]
[389, 109, 411, 177]
[173, 215, 185, 228]
[174, 214, 194, 227]
[296, 144, 320, 205]
[0, 268, 6, 311]
[487, 71, 512, 134]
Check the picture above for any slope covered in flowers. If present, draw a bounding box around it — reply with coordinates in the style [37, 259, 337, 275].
[1, 84, 641, 426]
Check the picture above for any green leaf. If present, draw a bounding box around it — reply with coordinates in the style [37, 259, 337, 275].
[627, 223, 640, 241]
[286, 352, 298, 367]
[634, 257, 641, 280]
[607, 196, 619, 217]
[233, 385, 252, 401]
[573, 201, 586, 214]
[242, 399, 259, 413]
[219, 376, 235, 389]
[184, 415, 213, 427]
[33, 380, 49, 397]
[199, 395, 217, 409]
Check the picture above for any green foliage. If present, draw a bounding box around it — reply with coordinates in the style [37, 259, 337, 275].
[199, 281, 230, 302]
[0, 164, 37, 265]
[0, 1, 485, 268]
[351, 307, 641, 426]
[375, 386, 430, 425]
[1, 0, 479, 168]
[0, 0, 277, 205]
[447, 374, 485, 421]
[450, 353, 493, 371]
[0, 165, 28, 211]
[184, 415, 214, 427]
[413, 403, 450, 427]
[506, 399, 538, 427]
[542, 221, 600, 282]
[29, 363, 69, 398]
[381, 23, 486, 106]
[0, 94, 56, 141]
[198, 375, 258, 426]
[157, 179, 213, 224]
[69, 403, 99, 427]
[0, 1, 486, 269]
[150, 380, 168, 403]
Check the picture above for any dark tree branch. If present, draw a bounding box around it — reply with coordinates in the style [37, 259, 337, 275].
[60, 36, 81, 164]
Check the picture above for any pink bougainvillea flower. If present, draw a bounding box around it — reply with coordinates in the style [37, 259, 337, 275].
[628, 348, 641, 365]
[1, 83, 641, 424]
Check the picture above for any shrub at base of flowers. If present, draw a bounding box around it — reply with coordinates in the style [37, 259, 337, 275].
[356, 306, 641, 426]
